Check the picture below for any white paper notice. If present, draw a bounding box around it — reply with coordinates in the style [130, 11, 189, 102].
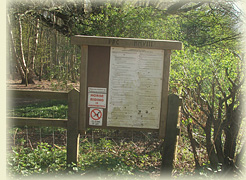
[107, 47, 164, 129]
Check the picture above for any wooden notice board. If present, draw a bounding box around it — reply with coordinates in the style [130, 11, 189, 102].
[71, 35, 182, 138]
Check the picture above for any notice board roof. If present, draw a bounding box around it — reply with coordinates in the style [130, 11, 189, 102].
[71, 35, 182, 50]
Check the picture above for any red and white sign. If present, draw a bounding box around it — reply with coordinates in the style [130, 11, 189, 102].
[88, 87, 107, 108]
[89, 108, 103, 126]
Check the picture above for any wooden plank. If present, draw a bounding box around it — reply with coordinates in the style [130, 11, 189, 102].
[160, 94, 181, 176]
[71, 35, 182, 50]
[67, 89, 80, 165]
[159, 49, 171, 139]
[86, 46, 110, 129]
[78, 45, 88, 133]
[8, 89, 68, 100]
[7, 117, 67, 128]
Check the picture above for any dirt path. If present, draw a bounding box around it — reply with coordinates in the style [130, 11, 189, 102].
[7, 78, 80, 91]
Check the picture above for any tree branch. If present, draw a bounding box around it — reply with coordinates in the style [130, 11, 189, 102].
[36, 12, 70, 35]
[196, 33, 241, 47]
[182, 104, 205, 130]
[166, 0, 190, 14]
[214, 71, 227, 99]
[178, 2, 205, 13]
[225, 68, 236, 87]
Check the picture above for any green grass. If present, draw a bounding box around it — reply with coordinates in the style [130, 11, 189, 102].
[8, 100, 68, 119]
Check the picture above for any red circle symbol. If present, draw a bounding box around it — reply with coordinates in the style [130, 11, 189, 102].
[90, 109, 102, 120]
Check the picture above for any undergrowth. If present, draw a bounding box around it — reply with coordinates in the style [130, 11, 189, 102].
[7, 138, 161, 179]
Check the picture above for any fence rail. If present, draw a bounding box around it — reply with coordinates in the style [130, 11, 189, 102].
[7, 117, 68, 128]
[8, 89, 68, 100]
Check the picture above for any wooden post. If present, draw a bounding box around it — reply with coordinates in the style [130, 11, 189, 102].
[161, 94, 181, 177]
[67, 89, 80, 166]
[159, 49, 171, 139]
[78, 45, 88, 134]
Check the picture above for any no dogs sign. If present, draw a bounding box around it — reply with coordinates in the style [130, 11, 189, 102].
[89, 108, 103, 126]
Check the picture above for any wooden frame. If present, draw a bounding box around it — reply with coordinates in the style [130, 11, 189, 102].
[71, 35, 182, 50]
[71, 35, 182, 139]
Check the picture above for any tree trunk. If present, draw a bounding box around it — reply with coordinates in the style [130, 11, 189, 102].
[18, 15, 35, 85]
[54, 30, 58, 66]
[30, 18, 39, 70]
[8, 13, 35, 85]
[8, 14, 25, 81]
[39, 58, 43, 81]
[205, 115, 219, 170]
[71, 54, 76, 82]
[224, 102, 235, 166]
[187, 123, 201, 170]
[213, 98, 224, 164]
[223, 101, 242, 172]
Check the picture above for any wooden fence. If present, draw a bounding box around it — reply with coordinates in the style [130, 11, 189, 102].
[7, 89, 182, 176]
[7, 89, 80, 166]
